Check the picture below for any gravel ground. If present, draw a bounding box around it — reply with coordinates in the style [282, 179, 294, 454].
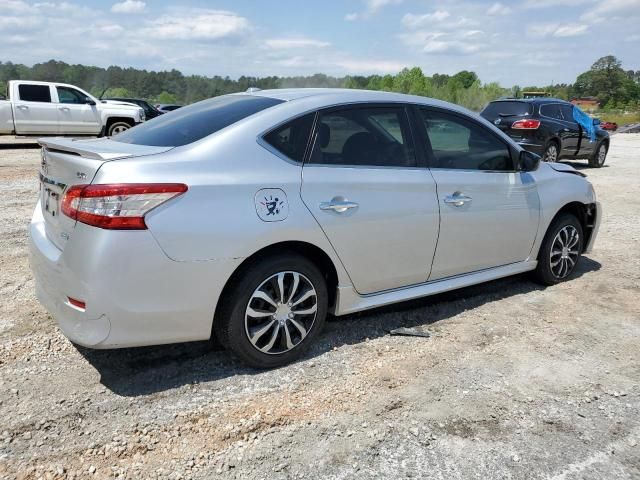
[1, 135, 639, 480]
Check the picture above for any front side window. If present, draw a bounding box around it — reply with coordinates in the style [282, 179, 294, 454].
[309, 106, 416, 167]
[263, 113, 315, 163]
[420, 109, 513, 171]
[18, 84, 51, 103]
[57, 87, 86, 104]
[113, 95, 283, 146]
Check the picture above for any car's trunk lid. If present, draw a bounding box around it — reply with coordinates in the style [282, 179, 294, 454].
[480, 101, 533, 134]
[38, 137, 173, 250]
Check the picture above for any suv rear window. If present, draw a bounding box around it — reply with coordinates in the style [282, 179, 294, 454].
[481, 101, 532, 118]
[113, 95, 284, 147]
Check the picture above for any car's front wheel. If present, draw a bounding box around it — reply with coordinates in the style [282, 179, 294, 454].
[106, 120, 133, 137]
[215, 254, 328, 368]
[533, 214, 583, 286]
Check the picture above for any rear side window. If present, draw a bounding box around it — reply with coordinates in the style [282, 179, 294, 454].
[560, 105, 574, 122]
[421, 109, 513, 171]
[113, 95, 284, 147]
[263, 113, 315, 163]
[18, 84, 51, 103]
[308, 106, 416, 168]
[481, 101, 531, 118]
[540, 104, 563, 120]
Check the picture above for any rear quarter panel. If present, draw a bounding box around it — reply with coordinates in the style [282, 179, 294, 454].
[92, 123, 353, 287]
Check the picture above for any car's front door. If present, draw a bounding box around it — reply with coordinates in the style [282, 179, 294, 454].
[55, 86, 101, 135]
[300, 104, 440, 294]
[560, 104, 594, 157]
[13, 84, 58, 134]
[417, 107, 540, 280]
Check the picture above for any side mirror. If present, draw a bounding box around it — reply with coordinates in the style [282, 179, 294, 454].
[519, 150, 541, 171]
[85, 97, 96, 106]
[593, 118, 601, 126]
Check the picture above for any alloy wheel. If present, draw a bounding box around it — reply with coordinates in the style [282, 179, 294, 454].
[244, 271, 318, 355]
[111, 124, 129, 135]
[544, 144, 558, 162]
[597, 145, 606, 166]
[550, 225, 580, 279]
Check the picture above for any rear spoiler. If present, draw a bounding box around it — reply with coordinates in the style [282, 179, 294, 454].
[38, 137, 173, 161]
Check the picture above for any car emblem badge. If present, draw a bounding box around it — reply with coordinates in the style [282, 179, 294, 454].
[494, 118, 501, 125]
[255, 188, 288, 222]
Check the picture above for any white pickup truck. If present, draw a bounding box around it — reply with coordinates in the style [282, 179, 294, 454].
[0, 80, 145, 137]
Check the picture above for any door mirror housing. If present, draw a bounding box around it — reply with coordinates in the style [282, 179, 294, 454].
[519, 150, 541, 171]
[85, 97, 96, 106]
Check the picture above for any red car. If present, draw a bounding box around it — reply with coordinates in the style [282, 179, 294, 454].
[598, 120, 618, 131]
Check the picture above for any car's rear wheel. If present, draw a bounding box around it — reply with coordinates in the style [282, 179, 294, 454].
[588, 142, 607, 168]
[543, 141, 559, 162]
[215, 254, 328, 368]
[533, 213, 583, 286]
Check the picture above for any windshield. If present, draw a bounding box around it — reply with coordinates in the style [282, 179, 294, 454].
[113, 95, 284, 147]
[481, 101, 532, 118]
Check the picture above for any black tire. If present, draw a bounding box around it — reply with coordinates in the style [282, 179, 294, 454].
[533, 213, 583, 286]
[542, 141, 560, 162]
[214, 253, 328, 368]
[588, 141, 608, 168]
[106, 120, 133, 137]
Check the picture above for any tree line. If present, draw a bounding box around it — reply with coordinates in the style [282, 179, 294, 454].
[1, 55, 638, 112]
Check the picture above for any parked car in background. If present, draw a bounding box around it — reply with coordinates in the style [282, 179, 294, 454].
[480, 98, 610, 168]
[30, 89, 601, 368]
[103, 97, 161, 120]
[156, 104, 182, 114]
[0, 81, 145, 137]
[598, 120, 618, 131]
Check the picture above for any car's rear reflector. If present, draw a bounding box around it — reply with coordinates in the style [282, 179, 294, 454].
[61, 183, 188, 230]
[511, 119, 541, 130]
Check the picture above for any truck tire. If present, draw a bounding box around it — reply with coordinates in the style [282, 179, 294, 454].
[106, 120, 133, 137]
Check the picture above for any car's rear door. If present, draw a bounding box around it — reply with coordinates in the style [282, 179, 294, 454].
[55, 86, 101, 135]
[299, 104, 440, 294]
[539, 103, 580, 156]
[13, 83, 58, 134]
[416, 107, 540, 280]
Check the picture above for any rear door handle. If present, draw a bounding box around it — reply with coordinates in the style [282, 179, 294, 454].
[58, 107, 70, 111]
[16, 105, 28, 110]
[320, 199, 359, 213]
[444, 193, 472, 207]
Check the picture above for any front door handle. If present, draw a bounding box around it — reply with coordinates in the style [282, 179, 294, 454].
[320, 199, 359, 213]
[444, 193, 472, 207]
[59, 106, 70, 111]
[16, 105, 29, 110]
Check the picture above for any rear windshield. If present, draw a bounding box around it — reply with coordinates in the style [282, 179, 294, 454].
[481, 101, 532, 118]
[113, 95, 284, 147]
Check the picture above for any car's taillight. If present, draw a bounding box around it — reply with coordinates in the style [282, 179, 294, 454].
[61, 183, 188, 230]
[511, 119, 541, 130]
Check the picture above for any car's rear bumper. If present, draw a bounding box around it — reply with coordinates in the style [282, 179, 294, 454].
[29, 201, 242, 349]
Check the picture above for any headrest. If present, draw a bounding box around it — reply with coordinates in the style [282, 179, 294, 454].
[318, 122, 330, 149]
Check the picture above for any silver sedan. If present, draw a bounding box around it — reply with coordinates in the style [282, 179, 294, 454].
[29, 89, 601, 367]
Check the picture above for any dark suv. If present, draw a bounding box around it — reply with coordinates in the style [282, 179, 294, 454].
[480, 98, 609, 168]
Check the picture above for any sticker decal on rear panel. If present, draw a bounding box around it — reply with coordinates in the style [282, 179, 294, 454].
[255, 189, 288, 222]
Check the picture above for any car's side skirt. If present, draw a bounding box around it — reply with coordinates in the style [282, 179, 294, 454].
[334, 260, 538, 316]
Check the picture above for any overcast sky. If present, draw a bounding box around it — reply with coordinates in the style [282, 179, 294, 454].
[1, 0, 639, 86]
